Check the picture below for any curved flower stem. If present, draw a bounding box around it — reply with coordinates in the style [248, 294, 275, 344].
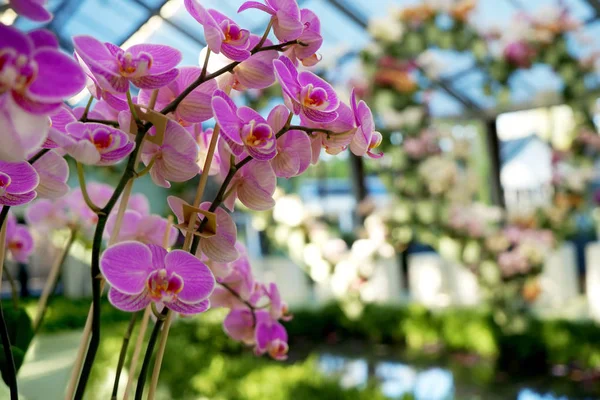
[0, 217, 17, 400]
[134, 156, 156, 178]
[81, 96, 94, 121]
[147, 310, 173, 400]
[3, 267, 19, 310]
[76, 162, 102, 213]
[81, 118, 120, 127]
[33, 228, 77, 333]
[287, 125, 337, 136]
[126, 90, 141, 125]
[256, 39, 306, 52]
[200, 48, 211, 81]
[221, 283, 257, 326]
[254, 18, 274, 51]
[134, 308, 169, 400]
[110, 312, 139, 400]
[123, 306, 151, 400]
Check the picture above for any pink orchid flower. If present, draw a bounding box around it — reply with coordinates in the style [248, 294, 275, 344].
[66, 182, 115, 230]
[9, 0, 52, 22]
[218, 141, 277, 211]
[185, 0, 251, 62]
[139, 68, 218, 125]
[128, 193, 151, 215]
[25, 198, 72, 232]
[265, 282, 291, 321]
[273, 55, 339, 122]
[223, 308, 256, 344]
[59, 122, 134, 166]
[5, 211, 34, 262]
[212, 90, 277, 160]
[167, 196, 239, 263]
[105, 210, 178, 248]
[74, 51, 128, 110]
[0, 160, 39, 206]
[302, 102, 356, 164]
[100, 241, 215, 314]
[31, 150, 69, 199]
[267, 105, 311, 178]
[283, 9, 323, 67]
[73, 36, 181, 93]
[0, 25, 85, 114]
[0, 95, 51, 162]
[349, 89, 383, 159]
[254, 311, 289, 360]
[195, 127, 222, 176]
[238, 0, 304, 42]
[45, 104, 76, 150]
[140, 120, 199, 188]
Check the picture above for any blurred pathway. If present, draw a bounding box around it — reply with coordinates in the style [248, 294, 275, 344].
[0, 331, 82, 400]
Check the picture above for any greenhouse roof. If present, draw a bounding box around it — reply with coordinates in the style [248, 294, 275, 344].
[4, 0, 600, 118]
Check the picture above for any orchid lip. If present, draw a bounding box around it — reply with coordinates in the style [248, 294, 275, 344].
[117, 51, 153, 78]
[0, 172, 11, 196]
[0, 49, 38, 93]
[146, 269, 184, 302]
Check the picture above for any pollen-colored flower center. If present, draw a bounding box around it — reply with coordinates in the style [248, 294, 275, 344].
[242, 120, 273, 147]
[88, 129, 114, 151]
[8, 240, 23, 251]
[146, 269, 184, 302]
[0, 172, 11, 196]
[222, 20, 244, 43]
[117, 51, 153, 77]
[0, 49, 37, 94]
[301, 84, 329, 109]
[267, 339, 288, 359]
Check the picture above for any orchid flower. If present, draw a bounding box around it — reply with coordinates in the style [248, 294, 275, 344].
[218, 141, 277, 211]
[273, 55, 339, 122]
[100, 242, 215, 314]
[302, 102, 356, 163]
[59, 122, 134, 166]
[167, 196, 239, 263]
[0, 24, 85, 114]
[267, 105, 311, 178]
[31, 150, 69, 199]
[139, 68, 218, 125]
[5, 211, 34, 262]
[73, 36, 181, 93]
[282, 9, 323, 67]
[25, 198, 72, 232]
[184, 0, 252, 61]
[195, 127, 222, 176]
[238, 0, 304, 42]
[349, 89, 383, 159]
[254, 311, 289, 360]
[140, 120, 199, 188]
[212, 89, 277, 160]
[0, 160, 39, 206]
[105, 210, 178, 247]
[8, 0, 52, 22]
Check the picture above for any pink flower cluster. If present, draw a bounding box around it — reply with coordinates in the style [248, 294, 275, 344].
[2, 0, 384, 366]
[497, 226, 554, 278]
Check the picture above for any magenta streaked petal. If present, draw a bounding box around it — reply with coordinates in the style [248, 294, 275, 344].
[298, 71, 339, 111]
[100, 241, 154, 294]
[127, 44, 181, 74]
[65, 140, 101, 165]
[108, 287, 151, 312]
[199, 203, 239, 263]
[167, 298, 210, 315]
[72, 36, 118, 76]
[1, 192, 36, 206]
[98, 142, 135, 165]
[9, 0, 52, 22]
[27, 29, 58, 48]
[302, 107, 337, 123]
[273, 9, 304, 41]
[235, 54, 276, 89]
[221, 43, 251, 62]
[267, 104, 290, 132]
[0, 161, 39, 194]
[238, 1, 274, 14]
[11, 93, 61, 115]
[184, 0, 224, 53]
[93, 68, 130, 93]
[28, 49, 86, 101]
[131, 69, 179, 90]
[32, 150, 69, 199]
[272, 57, 301, 101]
[211, 95, 243, 145]
[177, 89, 216, 123]
[50, 105, 77, 133]
[105, 210, 142, 242]
[0, 23, 33, 55]
[246, 142, 277, 161]
[224, 308, 255, 342]
[165, 250, 215, 303]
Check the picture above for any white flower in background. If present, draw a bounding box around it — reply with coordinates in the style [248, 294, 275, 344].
[363, 41, 383, 57]
[418, 156, 458, 195]
[416, 50, 446, 79]
[273, 195, 305, 227]
[368, 15, 405, 42]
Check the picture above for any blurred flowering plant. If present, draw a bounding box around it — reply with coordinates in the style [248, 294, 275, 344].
[0, 1, 383, 397]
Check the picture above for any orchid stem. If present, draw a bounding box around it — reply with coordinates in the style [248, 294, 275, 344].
[126, 90, 141, 125]
[83, 118, 120, 127]
[0, 216, 18, 400]
[147, 311, 173, 400]
[134, 308, 169, 400]
[76, 162, 102, 213]
[3, 267, 19, 310]
[123, 306, 151, 400]
[33, 228, 77, 333]
[134, 156, 155, 179]
[81, 96, 94, 121]
[110, 312, 139, 400]
[255, 18, 274, 51]
[200, 48, 211, 81]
